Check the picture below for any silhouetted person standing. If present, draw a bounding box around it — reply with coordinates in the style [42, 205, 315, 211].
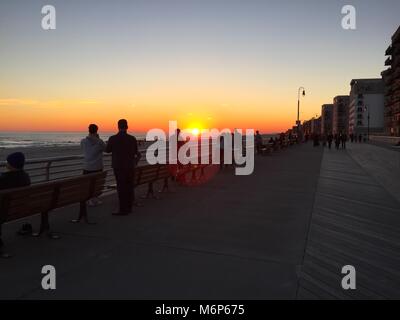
[81, 124, 105, 207]
[106, 119, 141, 215]
[334, 134, 340, 150]
[341, 133, 347, 149]
[327, 134, 333, 149]
[255, 130, 263, 155]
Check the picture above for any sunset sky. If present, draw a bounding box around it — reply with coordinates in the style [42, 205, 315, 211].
[0, 0, 399, 133]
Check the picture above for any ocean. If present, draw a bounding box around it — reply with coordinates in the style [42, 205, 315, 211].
[0, 131, 147, 149]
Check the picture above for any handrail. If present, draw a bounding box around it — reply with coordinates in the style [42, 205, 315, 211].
[0, 139, 261, 185]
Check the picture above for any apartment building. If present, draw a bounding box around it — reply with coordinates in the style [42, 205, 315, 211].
[348, 79, 384, 136]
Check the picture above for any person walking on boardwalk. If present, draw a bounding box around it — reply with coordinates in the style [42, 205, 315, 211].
[341, 133, 347, 149]
[81, 124, 106, 206]
[106, 119, 141, 215]
[327, 133, 333, 149]
[334, 134, 340, 150]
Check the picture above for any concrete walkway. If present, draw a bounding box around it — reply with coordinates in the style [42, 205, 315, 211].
[0, 145, 323, 299]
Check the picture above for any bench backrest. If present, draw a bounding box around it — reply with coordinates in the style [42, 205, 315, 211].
[135, 164, 170, 186]
[0, 171, 107, 223]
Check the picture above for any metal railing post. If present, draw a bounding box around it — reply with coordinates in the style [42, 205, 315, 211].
[45, 161, 52, 181]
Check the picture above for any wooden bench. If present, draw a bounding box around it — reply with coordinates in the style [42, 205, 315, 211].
[259, 140, 272, 155]
[108, 164, 171, 200]
[136, 164, 171, 199]
[0, 171, 107, 257]
[175, 153, 215, 184]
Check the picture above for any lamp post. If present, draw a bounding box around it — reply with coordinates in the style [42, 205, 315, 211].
[297, 87, 306, 139]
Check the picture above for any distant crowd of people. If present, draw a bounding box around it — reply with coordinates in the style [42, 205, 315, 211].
[254, 130, 293, 155]
[305, 132, 369, 150]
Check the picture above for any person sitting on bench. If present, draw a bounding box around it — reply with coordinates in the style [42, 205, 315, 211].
[0, 152, 31, 190]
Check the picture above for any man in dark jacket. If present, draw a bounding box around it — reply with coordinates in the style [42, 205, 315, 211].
[106, 119, 141, 215]
[0, 152, 31, 190]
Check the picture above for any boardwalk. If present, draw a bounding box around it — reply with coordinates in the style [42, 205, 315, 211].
[298, 144, 400, 299]
[1, 143, 399, 299]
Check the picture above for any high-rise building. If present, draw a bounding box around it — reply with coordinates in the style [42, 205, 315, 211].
[333, 96, 350, 135]
[348, 79, 384, 136]
[382, 26, 400, 136]
[321, 104, 333, 135]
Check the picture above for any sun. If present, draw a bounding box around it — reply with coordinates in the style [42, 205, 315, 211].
[191, 128, 200, 136]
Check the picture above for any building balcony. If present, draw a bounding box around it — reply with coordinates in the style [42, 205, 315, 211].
[386, 45, 393, 56]
[385, 57, 393, 66]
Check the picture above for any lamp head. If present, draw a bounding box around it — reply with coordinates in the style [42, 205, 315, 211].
[302, 90, 306, 97]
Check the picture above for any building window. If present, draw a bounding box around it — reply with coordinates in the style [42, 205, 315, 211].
[357, 120, 363, 126]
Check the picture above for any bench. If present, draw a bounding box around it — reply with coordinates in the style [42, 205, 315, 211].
[0, 171, 107, 257]
[108, 164, 171, 200]
[259, 141, 272, 155]
[175, 152, 216, 184]
[136, 164, 171, 199]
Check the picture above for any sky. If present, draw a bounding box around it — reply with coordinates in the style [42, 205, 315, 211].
[0, 0, 399, 133]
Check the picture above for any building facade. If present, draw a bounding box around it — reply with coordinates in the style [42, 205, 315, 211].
[382, 26, 400, 136]
[302, 117, 321, 136]
[348, 79, 385, 136]
[332, 96, 350, 135]
[321, 104, 333, 135]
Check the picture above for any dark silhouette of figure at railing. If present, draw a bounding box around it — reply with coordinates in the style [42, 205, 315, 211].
[106, 119, 141, 215]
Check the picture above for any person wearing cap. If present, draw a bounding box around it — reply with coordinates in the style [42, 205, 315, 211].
[0, 152, 31, 190]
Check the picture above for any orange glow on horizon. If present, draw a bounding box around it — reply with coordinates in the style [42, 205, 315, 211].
[0, 95, 325, 134]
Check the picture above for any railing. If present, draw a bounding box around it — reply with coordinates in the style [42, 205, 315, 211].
[0, 139, 259, 191]
[0, 148, 147, 189]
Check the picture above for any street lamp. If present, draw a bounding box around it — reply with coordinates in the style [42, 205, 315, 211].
[297, 87, 306, 138]
[297, 87, 306, 125]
